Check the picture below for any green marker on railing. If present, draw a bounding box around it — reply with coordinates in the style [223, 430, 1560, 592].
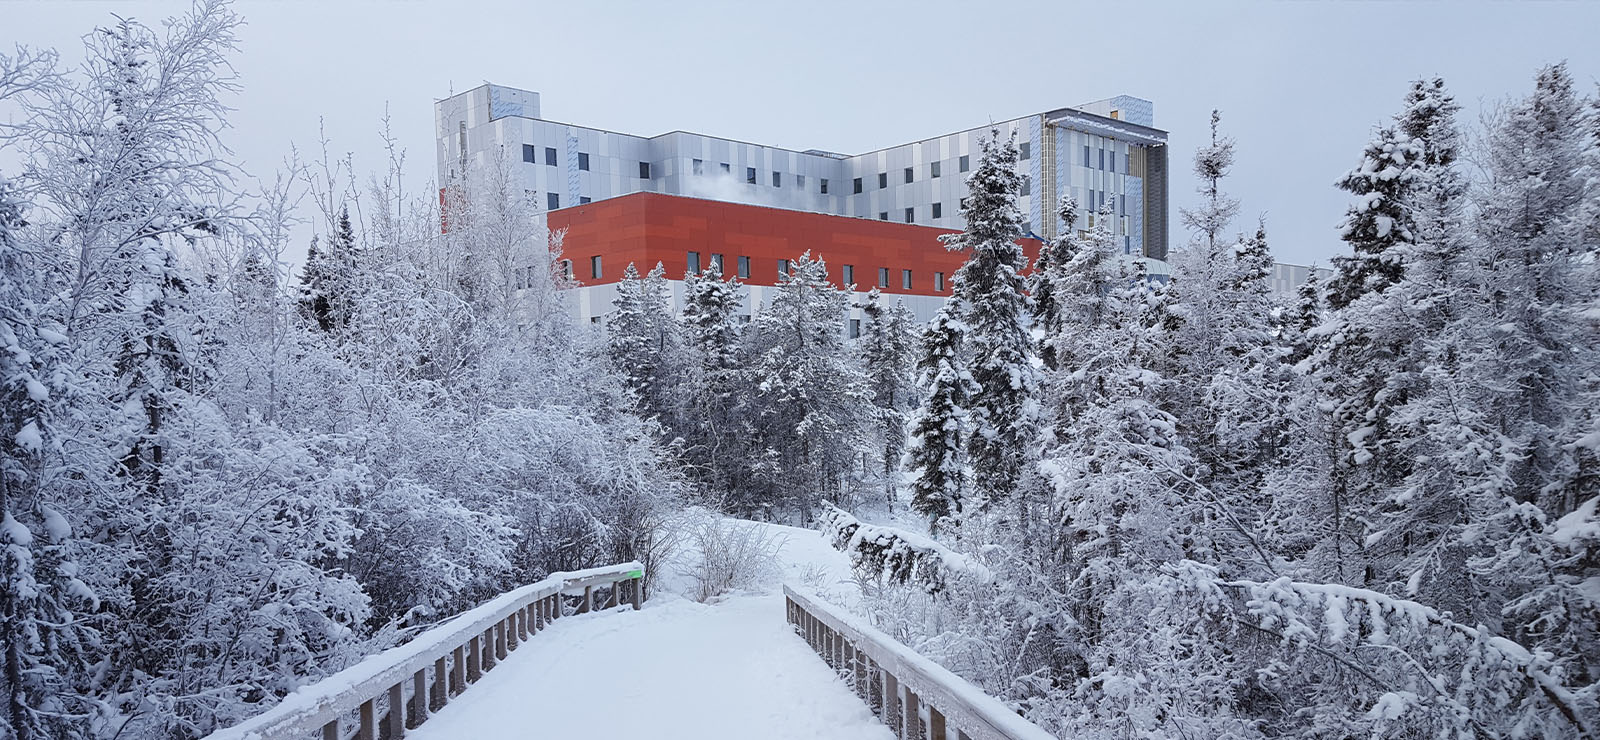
[627, 569, 643, 579]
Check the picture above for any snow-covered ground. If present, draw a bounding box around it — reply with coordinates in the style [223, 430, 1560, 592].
[409, 520, 891, 739]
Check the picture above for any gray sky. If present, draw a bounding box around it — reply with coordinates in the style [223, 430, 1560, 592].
[6, 0, 1599, 267]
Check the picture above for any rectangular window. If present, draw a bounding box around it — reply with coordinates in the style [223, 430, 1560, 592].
[578, 152, 590, 171]
[545, 147, 557, 166]
[547, 192, 560, 210]
[579, 196, 591, 204]
[853, 177, 863, 194]
[737, 255, 751, 279]
[931, 161, 941, 178]
[820, 178, 829, 194]
[772, 171, 781, 187]
[904, 207, 914, 223]
[878, 212, 888, 221]
[935, 271, 945, 291]
[1084, 144, 1091, 166]
[904, 167, 914, 184]
[522, 144, 536, 163]
[932, 202, 942, 219]
[1023, 221, 1032, 234]
[902, 269, 912, 290]
[639, 161, 651, 179]
[842, 264, 854, 285]
[720, 162, 731, 173]
[710, 253, 724, 272]
[1099, 149, 1105, 170]
[849, 318, 861, 339]
[877, 267, 890, 288]
[693, 158, 704, 175]
[1020, 141, 1031, 159]
[1107, 152, 1116, 174]
[1021, 176, 1031, 196]
[778, 259, 791, 277]
[878, 172, 888, 189]
[560, 259, 573, 279]
[687, 251, 701, 274]
[959, 154, 970, 172]
[746, 167, 757, 184]
[590, 255, 603, 279]
[796, 174, 805, 188]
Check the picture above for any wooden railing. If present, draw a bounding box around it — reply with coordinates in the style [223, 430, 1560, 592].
[785, 586, 1056, 740]
[206, 563, 646, 740]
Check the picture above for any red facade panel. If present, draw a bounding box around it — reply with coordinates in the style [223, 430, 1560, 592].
[547, 192, 1041, 296]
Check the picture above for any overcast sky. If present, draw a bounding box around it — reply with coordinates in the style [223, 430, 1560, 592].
[6, 0, 1600, 267]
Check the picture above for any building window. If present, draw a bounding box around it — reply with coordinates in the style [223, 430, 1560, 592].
[849, 318, 861, 339]
[904, 167, 914, 184]
[639, 162, 651, 179]
[547, 192, 560, 210]
[772, 171, 781, 187]
[1021, 176, 1031, 196]
[522, 144, 536, 163]
[720, 162, 731, 173]
[707, 254, 722, 273]
[1107, 152, 1116, 174]
[932, 202, 942, 219]
[877, 267, 889, 288]
[1083, 145, 1091, 165]
[796, 174, 805, 188]
[904, 207, 914, 223]
[687, 251, 701, 274]
[1020, 141, 1031, 160]
[578, 153, 590, 171]
[853, 177, 863, 194]
[878, 212, 888, 221]
[693, 158, 704, 175]
[560, 259, 573, 280]
[746, 167, 757, 184]
[842, 264, 854, 285]
[902, 269, 913, 290]
[959, 155, 970, 172]
[590, 255, 603, 279]
[546, 147, 558, 166]
[935, 271, 945, 291]
[737, 255, 751, 279]
[1099, 149, 1106, 170]
[878, 172, 888, 189]
[820, 178, 829, 194]
[778, 259, 791, 277]
[579, 196, 592, 204]
[931, 161, 941, 178]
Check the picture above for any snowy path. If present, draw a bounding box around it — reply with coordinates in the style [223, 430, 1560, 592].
[410, 521, 892, 739]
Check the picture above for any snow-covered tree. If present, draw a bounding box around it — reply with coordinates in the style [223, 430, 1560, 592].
[859, 289, 917, 510]
[608, 261, 682, 427]
[678, 264, 746, 499]
[941, 129, 1039, 516]
[905, 304, 976, 533]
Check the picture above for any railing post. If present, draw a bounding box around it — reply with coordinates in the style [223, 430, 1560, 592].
[321, 719, 339, 740]
[633, 576, 643, 610]
[385, 681, 405, 738]
[929, 706, 947, 740]
[495, 621, 508, 661]
[449, 645, 465, 695]
[884, 672, 901, 735]
[432, 656, 448, 709]
[902, 688, 922, 740]
[466, 636, 481, 683]
[582, 584, 593, 614]
[518, 606, 529, 640]
[358, 697, 376, 740]
[409, 669, 427, 728]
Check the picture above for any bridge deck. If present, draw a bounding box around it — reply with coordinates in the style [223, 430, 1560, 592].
[409, 589, 892, 739]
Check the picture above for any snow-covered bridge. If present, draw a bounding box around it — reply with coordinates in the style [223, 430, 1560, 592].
[202, 523, 1056, 740]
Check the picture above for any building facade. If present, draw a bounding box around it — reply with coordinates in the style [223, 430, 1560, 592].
[434, 84, 1168, 259]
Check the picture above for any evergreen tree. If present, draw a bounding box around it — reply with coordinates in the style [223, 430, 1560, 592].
[859, 289, 917, 511]
[1028, 195, 1079, 372]
[678, 264, 746, 498]
[298, 207, 360, 334]
[1325, 126, 1418, 309]
[941, 129, 1039, 515]
[607, 262, 681, 427]
[905, 305, 975, 533]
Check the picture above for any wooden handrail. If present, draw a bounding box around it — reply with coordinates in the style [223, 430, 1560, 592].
[784, 585, 1056, 740]
[206, 562, 646, 740]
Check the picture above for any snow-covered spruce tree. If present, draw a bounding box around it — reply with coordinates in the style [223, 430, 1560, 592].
[1464, 62, 1600, 691]
[859, 289, 917, 511]
[941, 129, 1039, 517]
[739, 252, 872, 519]
[678, 263, 747, 501]
[298, 207, 362, 334]
[1027, 195, 1079, 372]
[607, 261, 682, 427]
[905, 303, 976, 533]
[0, 173, 98, 740]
